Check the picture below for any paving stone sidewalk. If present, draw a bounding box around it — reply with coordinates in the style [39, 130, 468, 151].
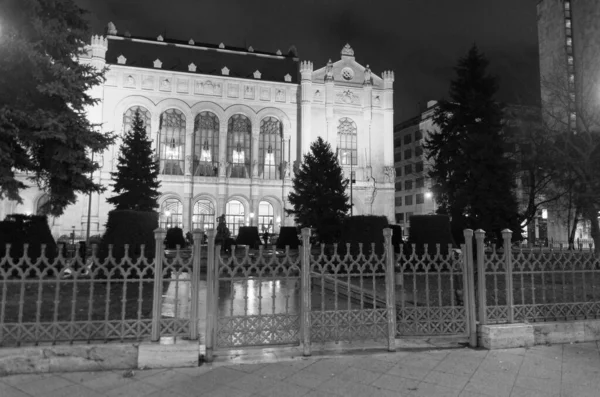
[1, 342, 599, 397]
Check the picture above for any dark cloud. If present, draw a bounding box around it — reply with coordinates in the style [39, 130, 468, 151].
[74, 0, 540, 122]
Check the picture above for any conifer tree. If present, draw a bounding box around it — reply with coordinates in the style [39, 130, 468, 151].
[424, 45, 521, 245]
[0, 0, 114, 215]
[286, 137, 350, 243]
[107, 110, 161, 211]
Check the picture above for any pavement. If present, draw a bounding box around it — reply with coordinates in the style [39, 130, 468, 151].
[1, 342, 599, 397]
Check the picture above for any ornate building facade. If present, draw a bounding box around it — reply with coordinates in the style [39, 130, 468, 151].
[0, 23, 395, 238]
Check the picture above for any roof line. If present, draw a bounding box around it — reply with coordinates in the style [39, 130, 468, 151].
[107, 35, 298, 61]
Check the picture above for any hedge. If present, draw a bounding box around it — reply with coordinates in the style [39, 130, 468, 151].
[99, 210, 159, 260]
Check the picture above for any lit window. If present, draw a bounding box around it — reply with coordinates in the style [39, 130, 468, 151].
[258, 201, 274, 233]
[566, 38, 572, 46]
[159, 109, 186, 175]
[227, 115, 251, 178]
[337, 118, 357, 166]
[123, 106, 151, 135]
[260, 117, 282, 179]
[192, 199, 215, 230]
[161, 198, 183, 228]
[225, 199, 245, 236]
[194, 112, 219, 176]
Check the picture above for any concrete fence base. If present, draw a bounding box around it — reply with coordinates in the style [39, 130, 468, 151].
[478, 319, 600, 350]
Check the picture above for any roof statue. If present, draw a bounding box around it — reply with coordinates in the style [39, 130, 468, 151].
[364, 64, 372, 85]
[106, 22, 117, 35]
[341, 43, 354, 57]
[325, 59, 334, 81]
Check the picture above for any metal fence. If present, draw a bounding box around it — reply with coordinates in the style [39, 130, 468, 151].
[477, 229, 600, 325]
[0, 230, 206, 347]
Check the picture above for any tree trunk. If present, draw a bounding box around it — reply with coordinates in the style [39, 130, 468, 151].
[568, 210, 579, 250]
[583, 205, 600, 254]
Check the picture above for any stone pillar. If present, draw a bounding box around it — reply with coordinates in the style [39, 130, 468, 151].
[299, 61, 313, 156]
[184, 117, 194, 176]
[382, 71, 395, 167]
[251, 129, 260, 178]
[325, 73, 335, 143]
[218, 124, 227, 178]
[216, 194, 227, 219]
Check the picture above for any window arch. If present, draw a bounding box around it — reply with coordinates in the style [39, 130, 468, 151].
[192, 199, 215, 230]
[160, 198, 183, 228]
[36, 194, 50, 215]
[225, 199, 245, 236]
[259, 117, 282, 180]
[159, 109, 186, 175]
[193, 112, 219, 176]
[123, 106, 151, 135]
[227, 115, 251, 178]
[258, 201, 274, 234]
[337, 117, 357, 166]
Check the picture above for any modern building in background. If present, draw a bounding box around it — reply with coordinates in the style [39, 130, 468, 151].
[0, 23, 395, 238]
[537, 0, 597, 242]
[393, 101, 438, 236]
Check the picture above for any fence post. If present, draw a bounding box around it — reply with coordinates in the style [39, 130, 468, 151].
[383, 228, 396, 352]
[151, 228, 167, 342]
[462, 229, 477, 348]
[205, 229, 217, 362]
[502, 229, 514, 323]
[189, 229, 204, 341]
[300, 228, 312, 356]
[474, 229, 486, 327]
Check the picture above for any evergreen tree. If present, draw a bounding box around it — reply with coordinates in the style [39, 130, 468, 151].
[424, 45, 521, 245]
[286, 137, 350, 243]
[0, 0, 114, 215]
[107, 110, 161, 211]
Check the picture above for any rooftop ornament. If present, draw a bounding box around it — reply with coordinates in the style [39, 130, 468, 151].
[153, 59, 162, 68]
[248, 46, 254, 52]
[221, 66, 230, 76]
[188, 39, 195, 45]
[284, 73, 292, 82]
[276, 49, 282, 55]
[188, 63, 197, 72]
[253, 70, 261, 79]
[157, 35, 164, 42]
[219, 43, 225, 49]
[341, 43, 354, 57]
[117, 55, 127, 64]
[106, 22, 117, 35]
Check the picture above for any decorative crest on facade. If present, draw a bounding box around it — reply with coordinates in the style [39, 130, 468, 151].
[157, 35, 164, 42]
[188, 39, 195, 45]
[276, 49, 282, 55]
[341, 43, 354, 57]
[188, 63, 197, 72]
[284, 74, 292, 82]
[253, 70, 262, 79]
[117, 55, 127, 65]
[221, 66, 230, 76]
[219, 43, 225, 49]
[248, 46, 254, 52]
[153, 59, 162, 69]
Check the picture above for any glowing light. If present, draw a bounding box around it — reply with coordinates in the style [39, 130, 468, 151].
[542, 209, 548, 219]
[276, 216, 281, 223]
[425, 192, 433, 199]
[164, 210, 171, 217]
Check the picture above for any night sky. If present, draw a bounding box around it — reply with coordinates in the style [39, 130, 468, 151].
[75, 0, 541, 123]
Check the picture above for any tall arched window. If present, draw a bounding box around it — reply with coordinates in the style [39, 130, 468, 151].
[192, 199, 215, 230]
[259, 117, 282, 180]
[159, 109, 186, 175]
[225, 199, 245, 236]
[123, 106, 151, 135]
[160, 198, 183, 228]
[258, 201, 274, 234]
[337, 117, 357, 166]
[193, 112, 219, 176]
[227, 115, 251, 178]
[36, 194, 50, 215]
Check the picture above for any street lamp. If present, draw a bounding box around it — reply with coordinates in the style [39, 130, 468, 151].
[425, 191, 433, 199]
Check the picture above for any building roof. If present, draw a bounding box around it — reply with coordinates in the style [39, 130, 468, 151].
[105, 34, 300, 84]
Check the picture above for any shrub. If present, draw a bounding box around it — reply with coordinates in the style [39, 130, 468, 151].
[236, 227, 261, 249]
[99, 210, 159, 260]
[276, 227, 300, 250]
[0, 214, 57, 260]
[338, 215, 389, 255]
[406, 215, 456, 256]
[164, 227, 186, 249]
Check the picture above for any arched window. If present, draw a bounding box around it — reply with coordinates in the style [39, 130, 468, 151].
[193, 112, 219, 176]
[159, 109, 186, 175]
[160, 198, 183, 228]
[258, 201, 274, 234]
[123, 106, 151, 135]
[225, 199, 245, 236]
[36, 194, 50, 215]
[227, 115, 251, 178]
[259, 117, 282, 180]
[192, 199, 215, 230]
[337, 117, 357, 166]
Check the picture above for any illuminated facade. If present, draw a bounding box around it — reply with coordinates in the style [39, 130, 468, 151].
[0, 24, 395, 238]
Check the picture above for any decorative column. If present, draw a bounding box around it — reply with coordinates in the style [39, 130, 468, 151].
[382, 71, 395, 167]
[251, 127, 260, 179]
[363, 65, 373, 172]
[299, 61, 313, 156]
[184, 117, 194, 176]
[324, 59, 335, 143]
[218, 124, 227, 178]
[216, 194, 227, 218]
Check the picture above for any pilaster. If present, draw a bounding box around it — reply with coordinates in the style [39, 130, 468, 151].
[251, 128, 260, 178]
[184, 118, 194, 176]
[382, 71, 395, 167]
[218, 125, 227, 178]
[300, 61, 313, 156]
